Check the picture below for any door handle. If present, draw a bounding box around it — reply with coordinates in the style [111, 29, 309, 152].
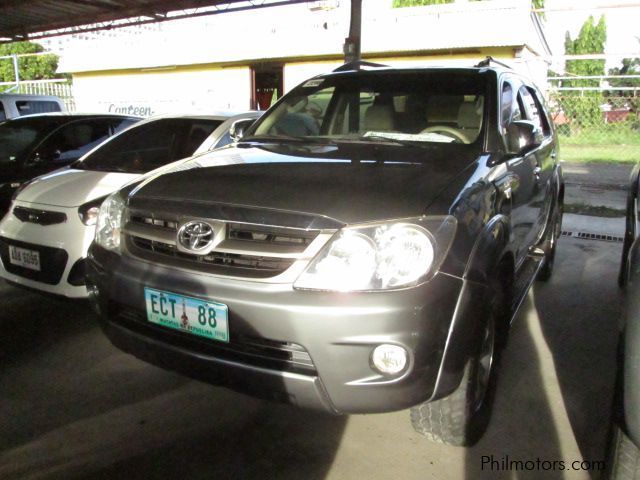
[533, 166, 542, 178]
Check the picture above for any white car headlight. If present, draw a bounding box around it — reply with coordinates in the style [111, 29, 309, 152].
[95, 192, 126, 252]
[294, 216, 456, 292]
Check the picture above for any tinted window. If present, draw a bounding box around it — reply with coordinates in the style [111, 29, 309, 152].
[0, 118, 66, 163]
[251, 72, 486, 145]
[501, 82, 520, 126]
[0, 102, 5, 122]
[16, 100, 61, 116]
[111, 118, 138, 134]
[177, 120, 222, 158]
[523, 87, 551, 137]
[76, 118, 221, 173]
[32, 120, 111, 164]
[0, 123, 42, 163]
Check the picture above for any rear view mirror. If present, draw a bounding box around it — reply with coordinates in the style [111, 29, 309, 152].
[506, 120, 542, 155]
[229, 118, 256, 143]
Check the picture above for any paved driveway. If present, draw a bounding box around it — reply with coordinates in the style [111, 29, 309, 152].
[0, 236, 622, 480]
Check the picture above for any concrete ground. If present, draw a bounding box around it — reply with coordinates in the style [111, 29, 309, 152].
[0, 161, 629, 479]
[0, 236, 622, 480]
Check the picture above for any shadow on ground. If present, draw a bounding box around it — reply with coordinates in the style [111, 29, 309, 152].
[0, 282, 347, 480]
[463, 238, 620, 479]
[0, 236, 621, 480]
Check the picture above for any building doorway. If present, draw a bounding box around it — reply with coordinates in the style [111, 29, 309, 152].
[251, 64, 283, 110]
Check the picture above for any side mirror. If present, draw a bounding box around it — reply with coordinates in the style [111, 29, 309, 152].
[506, 120, 542, 155]
[30, 149, 61, 165]
[229, 118, 256, 143]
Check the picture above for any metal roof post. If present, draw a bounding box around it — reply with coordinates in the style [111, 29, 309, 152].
[5, 54, 20, 93]
[343, 0, 362, 63]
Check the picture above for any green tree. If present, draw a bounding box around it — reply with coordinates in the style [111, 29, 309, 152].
[561, 15, 607, 125]
[0, 41, 59, 84]
[564, 15, 607, 85]
[608, 39, 640, 96]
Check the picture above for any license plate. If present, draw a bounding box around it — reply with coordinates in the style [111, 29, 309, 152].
[9, 245, 40, 271]
[144, 287, 229, 343]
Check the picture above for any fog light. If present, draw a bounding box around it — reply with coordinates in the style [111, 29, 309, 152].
[371, 344, 408, 375]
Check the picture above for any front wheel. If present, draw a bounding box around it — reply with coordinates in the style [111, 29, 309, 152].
[410, 278, 507, 446]
[608, 426, 640, 480]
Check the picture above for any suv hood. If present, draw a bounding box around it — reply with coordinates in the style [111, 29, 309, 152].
[20, 168, 140, 208]
[129, 143, 480, 225]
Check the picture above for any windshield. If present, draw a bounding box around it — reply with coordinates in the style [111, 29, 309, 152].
[250, 71, 486, 145]
[0, 119, 60, 164]
[75, 118, 222, 173]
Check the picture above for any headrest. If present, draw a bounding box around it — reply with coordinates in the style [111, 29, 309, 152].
[458, 102, 481, 129]
[364, 104, 395, 132]
[427, 95, 462, 123]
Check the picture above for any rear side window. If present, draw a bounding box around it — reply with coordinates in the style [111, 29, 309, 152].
[77, 118, 221, 173]
[500, 82, 523, 128]
[31, 120, 111, 164]
[16, 100, 62, 116]
[175, 120, 222, 159]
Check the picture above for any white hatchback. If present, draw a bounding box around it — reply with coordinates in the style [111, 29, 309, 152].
[0, 111, 260, 298]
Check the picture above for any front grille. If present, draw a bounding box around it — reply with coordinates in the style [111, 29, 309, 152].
[13, 206, 67, 226]
[111, 302, 316, 374]
[130, 237, 295, 278]
[125, 211, 326, 279]
[227, 223, 316, 249]
[0, 236, 68, 284]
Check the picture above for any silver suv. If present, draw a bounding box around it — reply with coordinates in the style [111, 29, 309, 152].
[86, 62, 563, 446]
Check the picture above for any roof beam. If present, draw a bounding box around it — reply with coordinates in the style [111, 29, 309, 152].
[0, 0, 310, 43]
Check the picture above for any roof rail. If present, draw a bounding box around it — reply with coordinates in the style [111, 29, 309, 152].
[475, 56, 514, 70]
[333, 60, 388, 72]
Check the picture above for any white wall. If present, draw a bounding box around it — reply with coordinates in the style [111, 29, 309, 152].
[72, 67, 252, 116]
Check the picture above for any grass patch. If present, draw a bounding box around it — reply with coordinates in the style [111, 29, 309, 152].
[564, 203, 625, 218]
[559, 143, 640, 163]
[558, 125, 640, 163]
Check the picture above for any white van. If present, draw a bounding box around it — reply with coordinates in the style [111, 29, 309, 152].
[0, 94, 66, 121]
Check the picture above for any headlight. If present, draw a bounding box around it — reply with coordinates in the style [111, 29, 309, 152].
[294, 216, 456, 292]
[95, 192, 126, 252]
[78, 196, 107, 226]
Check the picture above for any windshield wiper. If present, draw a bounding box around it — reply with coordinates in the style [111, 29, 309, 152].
[241, 134, 308, 143]
[241, 135, 336, 145]
[355, 134, 435, 147]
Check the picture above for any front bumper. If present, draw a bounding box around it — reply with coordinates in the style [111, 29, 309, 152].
[88, 244, 480, 414]
[0, 201, 93, 298]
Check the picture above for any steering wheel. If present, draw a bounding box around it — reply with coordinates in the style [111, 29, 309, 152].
[419, 126, 469, 144]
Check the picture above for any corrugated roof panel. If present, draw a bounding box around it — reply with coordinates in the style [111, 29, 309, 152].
[0, 1, 309, 41]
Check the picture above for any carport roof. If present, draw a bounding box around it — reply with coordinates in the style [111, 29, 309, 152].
[0, 0, 308, 43]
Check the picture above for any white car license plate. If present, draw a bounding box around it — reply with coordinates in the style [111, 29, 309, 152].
[9, 245, 41, 271]
[144, 287, 229, 343]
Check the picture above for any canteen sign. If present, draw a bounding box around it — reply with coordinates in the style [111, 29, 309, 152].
[108, 104, 155, 117]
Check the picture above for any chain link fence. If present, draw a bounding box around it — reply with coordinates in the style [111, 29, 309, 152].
[548, 90, 639, 164]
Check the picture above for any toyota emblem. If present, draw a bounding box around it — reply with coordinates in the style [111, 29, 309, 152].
[177, 221, 215, 253]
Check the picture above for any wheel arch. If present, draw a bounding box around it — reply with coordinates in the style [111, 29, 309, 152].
[429, 214, 515, 401]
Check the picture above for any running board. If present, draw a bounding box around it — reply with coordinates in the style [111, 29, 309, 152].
[509, 250, 545, 324]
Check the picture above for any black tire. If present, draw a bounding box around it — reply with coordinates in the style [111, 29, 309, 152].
[410, 277, 508, 446]
[538, 198, 563, 282]
[609, 426, 640, 480]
